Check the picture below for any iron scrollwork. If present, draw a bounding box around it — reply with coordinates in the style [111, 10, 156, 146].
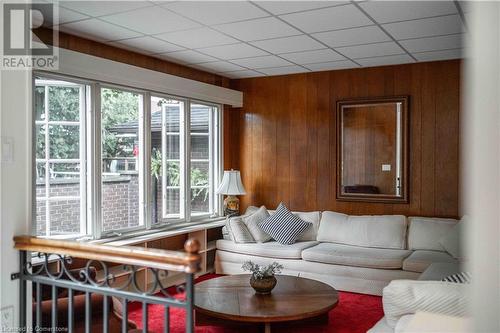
[23, 252, 186, 299]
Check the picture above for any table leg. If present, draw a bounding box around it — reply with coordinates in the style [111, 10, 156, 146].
[264, 323, 271, 333]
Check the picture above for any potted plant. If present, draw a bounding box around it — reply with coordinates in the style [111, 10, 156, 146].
[242, 261, 283, 294]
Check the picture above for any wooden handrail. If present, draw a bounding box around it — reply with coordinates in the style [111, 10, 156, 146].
[13, 235, 201, 273]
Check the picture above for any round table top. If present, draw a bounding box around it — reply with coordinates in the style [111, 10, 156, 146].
[194, 274, 339, 323]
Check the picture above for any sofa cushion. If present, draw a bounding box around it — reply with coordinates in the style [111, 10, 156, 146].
[418, 262, 461, 281]
[301, 242, 412, 269]
[317, 211, 407, 249]
[403, 250, 458, 273]
[216, 239, 319, 259]
[407, 217, 458, 251]
[439, 220, 463, 259]
[294, 211, 321, 241]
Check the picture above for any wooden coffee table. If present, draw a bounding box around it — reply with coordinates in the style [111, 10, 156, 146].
[194, 274, 339, 332]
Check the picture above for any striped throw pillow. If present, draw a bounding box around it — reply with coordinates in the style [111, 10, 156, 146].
[442, 272, 471, 284]
[259, 202, 312, 245]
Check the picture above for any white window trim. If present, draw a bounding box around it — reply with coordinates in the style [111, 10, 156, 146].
[33, 71, 224, 240]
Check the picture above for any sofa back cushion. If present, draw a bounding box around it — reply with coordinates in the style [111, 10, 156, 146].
[408, 217, 458, 251]
[317, 211, 407, 249]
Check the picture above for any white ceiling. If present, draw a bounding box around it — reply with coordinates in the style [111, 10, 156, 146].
[41, 0, 469, 79]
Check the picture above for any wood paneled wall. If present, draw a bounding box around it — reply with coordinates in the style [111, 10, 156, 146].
[225, 60, 461, 218]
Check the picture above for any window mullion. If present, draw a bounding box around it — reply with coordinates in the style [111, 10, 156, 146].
[90, 82, 102, 239]
[184, 100, 191, 221]
[79, 84, 87, 236]
[44, 85, 50, 237]
[142, 92, 151, 229]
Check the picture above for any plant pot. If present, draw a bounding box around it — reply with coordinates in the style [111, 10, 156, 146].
[250, 275, 277, 295]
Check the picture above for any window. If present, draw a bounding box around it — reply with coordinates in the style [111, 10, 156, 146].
[100, 87, 144, 232]
[34, 77, 88, 237]
[150, 97, 220, 224]
[33, 74, 222, 239]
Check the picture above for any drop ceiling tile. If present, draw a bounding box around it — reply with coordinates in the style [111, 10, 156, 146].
[358, 1, 457, 24]
[110, 36, 184, 55]
[102, 6, 200, 35]
[382, 15, 464, 40]
[156, 27, 238, 49]
[254, 1, 347, 15]
[336, 41, 405, 59]
[163, 1, 269, 25]
[49, 7, 88, 25]
[250, 35, 324, 54]
[313, 25, 391, 48]
[214, 17, 301, 42]
[280, 4, 372, 33]
[198, 43, 268, 60]
[304, 60, 359, 71]
[280, 49, 345, 64]
[356, 54, 414, 67]
[59, 19, 142, 42]
[60, 1, 151, 17]
[194, 61, 246, 73]
[155, 50, 218, 65]
[400, 34, 463, 53]
[231, 55, 293, 69]
[222, 70, 266, 79]
[258, 65, 310, 76]
[413, 48, 463, 61]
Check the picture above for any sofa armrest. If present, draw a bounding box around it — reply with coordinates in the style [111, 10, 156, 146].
[382, 280, 468, 328]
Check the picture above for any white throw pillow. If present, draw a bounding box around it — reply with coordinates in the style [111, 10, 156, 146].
[242, 205, 272, 243]
[225, 216, 255, 243]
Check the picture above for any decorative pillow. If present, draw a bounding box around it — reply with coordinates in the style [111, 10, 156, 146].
[442, 272, 471, 284]
[260, 202, 312, 245]
[244, 206, 260, 216]
[439, 221, 463, 259]
[242, 205, 272, 243]
[225, 216, 255, 243]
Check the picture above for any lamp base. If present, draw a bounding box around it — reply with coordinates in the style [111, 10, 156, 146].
[223, 195, 240, 216]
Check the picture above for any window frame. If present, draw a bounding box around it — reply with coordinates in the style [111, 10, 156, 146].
[32, 71, 223, 240]
[32, 74, 91, 239]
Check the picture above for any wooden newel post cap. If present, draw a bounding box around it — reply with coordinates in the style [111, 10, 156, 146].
[185, 239, 200, 254]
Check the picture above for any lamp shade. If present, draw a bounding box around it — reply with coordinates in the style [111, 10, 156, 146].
[216, 170, 246, 195]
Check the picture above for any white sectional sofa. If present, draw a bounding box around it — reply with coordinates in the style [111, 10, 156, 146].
[215, 208, 462, 296]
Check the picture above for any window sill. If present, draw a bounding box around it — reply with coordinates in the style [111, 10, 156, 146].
[93, 217, 226, 247]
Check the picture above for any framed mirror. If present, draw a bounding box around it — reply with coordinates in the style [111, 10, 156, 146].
[336, 96, 409, 203]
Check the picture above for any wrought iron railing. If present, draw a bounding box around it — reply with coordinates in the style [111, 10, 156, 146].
[14, 235, 201, 333]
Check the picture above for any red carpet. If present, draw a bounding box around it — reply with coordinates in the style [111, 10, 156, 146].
[129, 275, 383, 333]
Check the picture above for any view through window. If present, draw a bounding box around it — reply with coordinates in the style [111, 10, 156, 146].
[33, 75, 221, 239]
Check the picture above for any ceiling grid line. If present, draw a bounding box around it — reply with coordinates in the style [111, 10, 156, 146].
[350, 0, 418, 62]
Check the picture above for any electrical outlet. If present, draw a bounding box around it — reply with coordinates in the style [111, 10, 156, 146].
[0, 306, 14, 332]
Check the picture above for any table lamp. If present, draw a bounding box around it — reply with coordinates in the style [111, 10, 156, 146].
[216, 170, 246, 216]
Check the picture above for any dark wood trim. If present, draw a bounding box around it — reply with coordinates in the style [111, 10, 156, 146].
[335, 96, 409, 203]
[13, 235, 201, 273]
[33, 27, 230, 87]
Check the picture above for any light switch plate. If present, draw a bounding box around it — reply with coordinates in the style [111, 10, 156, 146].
[382, 164, 391, 172]
[0, 306, 14, 332]
[1, 137, 14, 164]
